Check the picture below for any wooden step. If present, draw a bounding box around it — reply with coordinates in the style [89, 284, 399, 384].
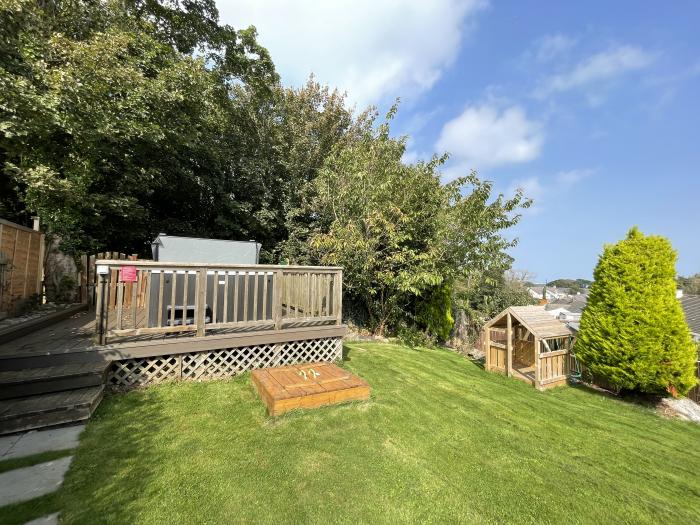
[0, 386, 104, 435]
[0, 363, 109, 400]
[0, 350, 108, 372]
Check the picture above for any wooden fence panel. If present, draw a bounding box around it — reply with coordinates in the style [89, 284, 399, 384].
[0, 219, 44, 316]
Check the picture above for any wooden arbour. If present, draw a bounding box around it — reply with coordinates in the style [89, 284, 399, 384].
[482, 306, 575, 390]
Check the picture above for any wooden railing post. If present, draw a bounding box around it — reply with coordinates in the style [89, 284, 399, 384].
[534, 337, 541, 388]
[273, 270, 283, 330]
[196, 268, 207, 337]
[484, 328, 491, 371]
[94, 272, 108, 345]
[506, 313, 513, 377]
[333, 270, 343, 325]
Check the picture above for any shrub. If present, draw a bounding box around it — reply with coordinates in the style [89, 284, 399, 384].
[416, 284, 454, 342]
[397, 325, 436, 349]
[575, 227, 697, 396]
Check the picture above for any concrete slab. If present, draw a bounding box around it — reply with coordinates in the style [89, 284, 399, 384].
[24, 513, 59, 525]
[0, 433, 22, 456]
[0, 456, 72, 507]
[1, 425, 84, 460]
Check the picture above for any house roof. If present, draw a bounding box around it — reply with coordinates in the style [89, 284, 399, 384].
[544, 296, 587, 314]
[680, 294, 700, 335]
[485, 305, 573, 339]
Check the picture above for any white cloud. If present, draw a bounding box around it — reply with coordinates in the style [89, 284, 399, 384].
[535, 45, 656, 98]
[435, 104, 543, 178]
[510, 169, 593, 214]
[556, 169, 594, 187]
[216, 0, 488, 108]
[533, 34, 576, 62]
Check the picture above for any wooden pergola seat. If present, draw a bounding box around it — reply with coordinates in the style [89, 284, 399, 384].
[482, 306, 575, 390]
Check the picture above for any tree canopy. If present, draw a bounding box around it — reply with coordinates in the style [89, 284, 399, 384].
[1, 0, 531, 335]
[575, 228, 697, 396]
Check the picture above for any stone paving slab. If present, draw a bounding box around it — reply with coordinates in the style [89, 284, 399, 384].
[0, 456, 72, 507]
[0, 433, 23, 456]
[24, 512, 59, 525]
[0, 425, 84, 461]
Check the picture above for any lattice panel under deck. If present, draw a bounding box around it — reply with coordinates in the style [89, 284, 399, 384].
[108, 337, 342, 388]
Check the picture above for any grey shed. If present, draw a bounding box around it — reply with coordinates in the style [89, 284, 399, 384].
[151, 234, 261, 265]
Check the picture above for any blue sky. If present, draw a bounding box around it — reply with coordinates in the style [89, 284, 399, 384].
[218, 1, 700, 281]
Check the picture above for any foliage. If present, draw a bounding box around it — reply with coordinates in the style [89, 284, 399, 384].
[396, 324, 437, 348]
[10, 343, 698, 524]
[0, 0, 276, 253]
[454, 263, 536, 343]
[415, 284, 454, 342]
[0, 1, 531, 338]
[575, 227, 697, 396]
[310, 108, 529, 334]
[227, 77, 365, 262]
[677, 273, 700, 295]
[546, 278, 591, 294]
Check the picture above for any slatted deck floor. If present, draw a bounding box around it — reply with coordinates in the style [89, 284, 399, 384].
[512, 365, 536, 385]
[0, 308, 336, 360]
[251, 363, 370, 416]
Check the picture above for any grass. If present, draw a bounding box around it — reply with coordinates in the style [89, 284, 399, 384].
[3, 342, 700, 524]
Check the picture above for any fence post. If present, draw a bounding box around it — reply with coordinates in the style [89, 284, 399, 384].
[273, 270, 283, 330]
[534, 337, 541, 388]
[94, 273, 108, 345]
[196, 268, 207, 337]
[506, 313, 513, 377]
[333, 270, 343, 325]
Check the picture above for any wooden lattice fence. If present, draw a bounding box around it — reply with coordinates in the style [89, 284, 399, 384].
[108, 336, 343, 388]
[0, 218, 44, 316]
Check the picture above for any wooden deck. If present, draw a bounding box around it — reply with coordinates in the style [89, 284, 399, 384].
[251, 363, 369, 416]
[0, 308, 346, 370]
[0, 308, 98, 358]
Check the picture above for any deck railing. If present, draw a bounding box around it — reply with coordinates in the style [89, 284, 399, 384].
[94, 260, 342, 344]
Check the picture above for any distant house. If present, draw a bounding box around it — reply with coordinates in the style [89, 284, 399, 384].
[527, 286, 571, 302]
[544, 295, 587, 323]
[679, 292, 700, 342]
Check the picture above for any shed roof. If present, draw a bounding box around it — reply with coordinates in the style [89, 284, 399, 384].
[152, 234, 260, 265]
[486, 305, 573, 339]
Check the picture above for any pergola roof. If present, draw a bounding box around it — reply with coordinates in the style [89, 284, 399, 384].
[485, 305, 573, 339]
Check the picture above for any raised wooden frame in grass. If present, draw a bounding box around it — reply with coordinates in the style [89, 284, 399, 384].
[251, 362, 369, 416]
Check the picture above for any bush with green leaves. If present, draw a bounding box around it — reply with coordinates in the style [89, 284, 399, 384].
[575, 227, 697, 396]
[310, 108, 528, 335]
[416, 284, 454, 342]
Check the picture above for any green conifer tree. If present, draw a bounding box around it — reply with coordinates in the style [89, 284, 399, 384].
[575, 227, 697, 395]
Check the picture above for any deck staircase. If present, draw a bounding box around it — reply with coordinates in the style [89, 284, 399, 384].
[0, 355, 108, 435]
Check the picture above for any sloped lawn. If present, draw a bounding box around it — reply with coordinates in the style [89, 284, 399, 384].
[5, 342, 700, 524]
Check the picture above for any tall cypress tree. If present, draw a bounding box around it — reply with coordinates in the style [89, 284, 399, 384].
[575, 227, 697, 396]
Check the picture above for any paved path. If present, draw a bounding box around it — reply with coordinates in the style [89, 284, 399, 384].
[0, 424, 84, 522]
[0, 456, 73, 507]
[0, 425, 84, 460]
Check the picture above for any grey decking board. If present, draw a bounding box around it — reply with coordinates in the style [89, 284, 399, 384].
[0, 387, 103, 419]
[0, 362, 107, 384]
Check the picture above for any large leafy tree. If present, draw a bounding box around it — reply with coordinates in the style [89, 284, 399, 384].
[0, 0, 276, 253]
[310, 109, 529, 335]
[575, 228, 697, 396]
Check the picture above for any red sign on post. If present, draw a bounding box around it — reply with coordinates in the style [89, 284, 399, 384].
[120, 266, 138, 282]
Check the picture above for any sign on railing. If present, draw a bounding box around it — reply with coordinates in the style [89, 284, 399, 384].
[94, 261, 342, 345]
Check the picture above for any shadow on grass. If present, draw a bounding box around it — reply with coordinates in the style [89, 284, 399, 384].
[57, 386, 172, 524]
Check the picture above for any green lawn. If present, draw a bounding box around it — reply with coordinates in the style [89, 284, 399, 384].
[4, 342, 700, 524]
